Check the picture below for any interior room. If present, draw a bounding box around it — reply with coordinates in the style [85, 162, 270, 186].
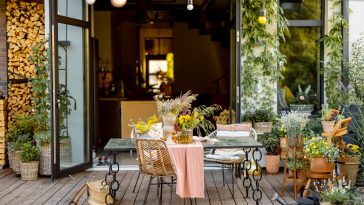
[93, 0, 236, 152]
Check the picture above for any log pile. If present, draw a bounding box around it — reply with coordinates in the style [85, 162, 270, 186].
[0, 100, 7, 167]
[5, 0, 45, 124]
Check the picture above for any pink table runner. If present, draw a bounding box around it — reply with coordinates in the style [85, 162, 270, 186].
[167, 141, 204, 198]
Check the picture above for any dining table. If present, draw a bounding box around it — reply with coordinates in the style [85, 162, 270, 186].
[103, 137, 264, 205]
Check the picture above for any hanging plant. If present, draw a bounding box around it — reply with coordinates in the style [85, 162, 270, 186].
[320, 0, 348, 108]
[241, 0, 287, 112]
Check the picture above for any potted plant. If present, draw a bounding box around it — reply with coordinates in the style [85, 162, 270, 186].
[287, 159, 304, 179]
[253, 109, 276, 133]
[339, 143, 361, 186]
[321, 104, 343, 133]
[6, 114, 34, 174]
[20, 142, 40, 181]
[241, 110, 254, 128]
[280, 111, 309, 147]
[262, 133, 281, 174]
[130, 115, 158, 139]
[290, 85, 316, 115]
[304, 136, 340, 174]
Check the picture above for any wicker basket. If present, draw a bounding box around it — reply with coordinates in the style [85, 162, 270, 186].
[39, 144, 51, 176]
[21, 161, 39, 181]
[12, 150, 21, 174]
[60, 138, 72, 163]
[254, 122, 272, 133]
[87, 180, 113, 205]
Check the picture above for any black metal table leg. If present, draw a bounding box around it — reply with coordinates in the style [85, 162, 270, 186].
[242, 148, 252, 198]
[104, 151, 120, 205]
[252, 148, 263, 205]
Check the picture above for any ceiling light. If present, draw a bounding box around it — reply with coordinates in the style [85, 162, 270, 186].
[187, 0, 193, 11]
[111, 0, 127, 8]
[85, 0, 96, 5]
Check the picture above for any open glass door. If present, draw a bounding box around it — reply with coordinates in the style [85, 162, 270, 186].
[230, 0, 241, 122]
[50, 0, 92, 179]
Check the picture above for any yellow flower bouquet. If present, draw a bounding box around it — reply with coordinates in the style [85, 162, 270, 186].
[133, 115, 158, 134]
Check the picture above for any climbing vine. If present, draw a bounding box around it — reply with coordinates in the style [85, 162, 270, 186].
[320, 0, 348, 108]
[241, 0, 287, 112]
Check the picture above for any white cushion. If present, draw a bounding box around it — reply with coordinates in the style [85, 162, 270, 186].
[216, 130, 251, 138]
[205, 154, 242, 161]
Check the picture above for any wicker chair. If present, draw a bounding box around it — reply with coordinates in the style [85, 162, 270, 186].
[204, 127, 257, 197]
[135, 139, 176, 205]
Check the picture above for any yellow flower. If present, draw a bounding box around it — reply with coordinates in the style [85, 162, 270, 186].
[306, 148, 310, 153]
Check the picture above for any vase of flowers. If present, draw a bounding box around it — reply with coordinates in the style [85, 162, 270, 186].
[321, 104, 343, 133]
[280, 111, 309, 147]
[130, 115, 158, 139]
[304, 136, 339, 174]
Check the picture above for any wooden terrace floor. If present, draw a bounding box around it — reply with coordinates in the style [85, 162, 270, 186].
[0, 168, 298, 205]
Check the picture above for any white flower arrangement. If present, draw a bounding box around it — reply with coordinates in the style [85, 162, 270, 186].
[156, 90, 198, 116]
[280, 111, 309, 144]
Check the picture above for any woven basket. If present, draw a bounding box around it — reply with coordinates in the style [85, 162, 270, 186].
[60, 138, 72, 163]
[8, 145, 12, 169]
[39, 144, 51, 176]
[254, 122, 272, 133]
[12, 150, 21, 174]
[87, 180, 113, 205]
[21, 161, 39, 181]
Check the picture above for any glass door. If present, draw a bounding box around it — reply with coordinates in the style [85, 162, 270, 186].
[50, 0, 92, 179]
[230, 0, 241, 122]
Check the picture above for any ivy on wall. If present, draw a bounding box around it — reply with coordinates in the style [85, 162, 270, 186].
[241, 0, 287, 112]
[321, 0, 348, 108]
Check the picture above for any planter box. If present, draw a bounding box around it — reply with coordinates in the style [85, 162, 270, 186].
[290, 104, 314, 115]
[254, 122, 272, 133]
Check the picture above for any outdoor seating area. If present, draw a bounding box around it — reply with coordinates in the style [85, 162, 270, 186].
[1, 0, 364, 204]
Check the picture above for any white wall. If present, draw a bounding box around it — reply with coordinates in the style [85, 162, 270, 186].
[349, 1, 364, 56]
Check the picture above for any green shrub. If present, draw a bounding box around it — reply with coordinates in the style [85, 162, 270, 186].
[287, 159, 303, 170]
[20, 143, 40, 163]
[242, 111, 254, 122]
[255, 109, 276, 122]
[34, 130, 51, 145]
[262, 133, 280, 155]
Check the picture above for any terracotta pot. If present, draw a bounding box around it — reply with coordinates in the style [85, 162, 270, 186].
[280, 137, 287, 158]
[322, 121, 335, 133]
[310, 157, 334, 173]
[288, 169, 305, 179]
[265, 155, 280, 174]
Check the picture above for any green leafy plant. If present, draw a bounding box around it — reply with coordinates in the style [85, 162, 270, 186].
[241, 0, 288, 111]
[177, 104, 221, 136]
[349, 32, 364, 102]
[29, 42, 50, 132]
[262, 133, 280, 155]
[287, 159, 303, 170]
[320, 0, 348, 108]
[304, 136, 340, 161]
[302, 117, 323, 136]
[33, 130, 51, 145]
[255, 109, 276, 122]
[320, 178, 364, 205]
[241, 111, 255, 123]
[6, 114, 34, 144]
[20, 143, 40, 163]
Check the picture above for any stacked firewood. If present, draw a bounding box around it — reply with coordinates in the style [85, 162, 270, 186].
[5, 0, 45, 124]
[0, 100, 6, 168]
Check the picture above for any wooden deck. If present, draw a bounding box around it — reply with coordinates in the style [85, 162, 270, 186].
[0, 168, 298, 205]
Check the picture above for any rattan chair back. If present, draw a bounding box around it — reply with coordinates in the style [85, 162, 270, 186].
[136, 139, 176, 177]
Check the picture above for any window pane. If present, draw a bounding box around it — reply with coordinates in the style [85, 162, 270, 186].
[58, 23, 88, 169]
[279, 27, 321, 105]
[58, 0, 85, 21]
[281, 0, 321, 20]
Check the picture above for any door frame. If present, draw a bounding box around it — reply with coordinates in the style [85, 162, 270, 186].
[49, 0, 93, 179]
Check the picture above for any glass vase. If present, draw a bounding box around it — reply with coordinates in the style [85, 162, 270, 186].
[178, 129, 193, 144]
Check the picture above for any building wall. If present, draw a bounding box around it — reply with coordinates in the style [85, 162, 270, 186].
[349, 1, 364, 56]
[0, 0, 6, 97]
[173, 22, 229, 97]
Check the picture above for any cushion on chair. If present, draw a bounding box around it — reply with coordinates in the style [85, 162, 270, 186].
[204, 153, 242, 161]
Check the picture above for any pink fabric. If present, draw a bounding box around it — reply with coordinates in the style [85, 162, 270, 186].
[167, 141, 204, 198]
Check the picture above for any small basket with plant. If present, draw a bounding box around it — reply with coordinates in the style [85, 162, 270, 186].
[287, 159, 305, 179]
[20, 142, 40, 181]
[253, 109, 276, 133]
